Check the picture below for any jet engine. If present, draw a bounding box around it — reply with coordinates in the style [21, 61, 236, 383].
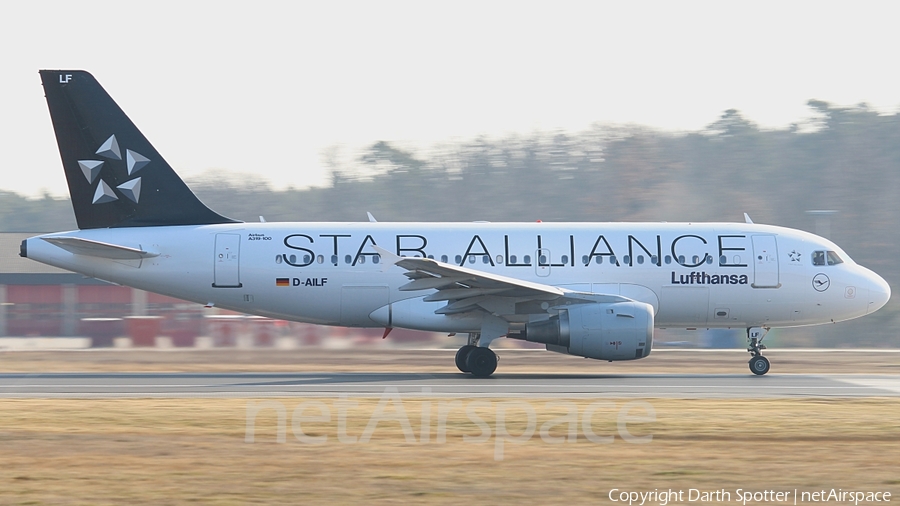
[511, 301, 654, 361]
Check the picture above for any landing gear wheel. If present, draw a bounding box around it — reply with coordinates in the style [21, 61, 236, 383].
[746, 327, 771, 376]
[749, 355, 770, 376]
[465, 347, 498, 378]
[455, 345, 477, 373]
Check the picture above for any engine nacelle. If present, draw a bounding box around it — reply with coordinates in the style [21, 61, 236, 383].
[514, 301, 654, 361]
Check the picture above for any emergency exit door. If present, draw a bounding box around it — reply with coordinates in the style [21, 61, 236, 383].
[213, 233, 242, 288]
[751, 235, 779, 288]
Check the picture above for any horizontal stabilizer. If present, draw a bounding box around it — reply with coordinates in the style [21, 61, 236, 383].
[42, 236, 158, 260]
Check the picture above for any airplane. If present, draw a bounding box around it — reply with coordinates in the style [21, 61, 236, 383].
[21, 70, 891, 377]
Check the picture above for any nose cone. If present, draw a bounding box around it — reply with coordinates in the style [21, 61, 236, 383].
[866, 270, 891, 315]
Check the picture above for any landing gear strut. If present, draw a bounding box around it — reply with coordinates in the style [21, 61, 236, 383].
[455, 333, 498, 377]
[747, 327, 770, 376]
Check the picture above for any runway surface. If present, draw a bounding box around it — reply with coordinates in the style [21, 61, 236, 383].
[1, 372, 899, 398]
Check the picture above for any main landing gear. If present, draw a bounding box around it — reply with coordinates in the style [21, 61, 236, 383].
[455, 333, 498, 377]
[747, 327, 771, 376]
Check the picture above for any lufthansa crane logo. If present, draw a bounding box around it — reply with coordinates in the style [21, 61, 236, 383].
[812, 273, 830, 292]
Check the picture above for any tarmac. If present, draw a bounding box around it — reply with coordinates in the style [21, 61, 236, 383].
[1, 371, 898, 398]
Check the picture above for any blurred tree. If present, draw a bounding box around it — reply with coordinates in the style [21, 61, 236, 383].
[7, 107, 900, 345]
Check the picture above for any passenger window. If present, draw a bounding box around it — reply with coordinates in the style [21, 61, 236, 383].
[289, 254, 297, 264]
[637, 255, 644, 264]
[706, 255, 713, 265]
[496, 255, 504, 264]
[455, 255, 462, 264]
[623, 255, 630, 264]
[719, 255, 726, 266]
[441, 255, 448, 263]
[678, 255, 685, 265]
[812, 251, 825, 266]
[510, 255, 517, 264]
[665, 255, 672, 265]
[427, 255, 434, 260]
[827, 251, 843, 265]
[275, 255, 283, 264]
[344, 255, 352, 264]
[561, 255, 568, 264]
[524, 255, 531, 264]
[331, 255, 338, 265]
[651, 255, 658, 265]
[595, 256, 603, 265]
[582, 255, 589, 265]
[359, 256, 366, 265]
[303, 254, 311, 264]
[692, 255, 699, 264]
[610, 255, 617, 265]
[373, 255, 380, 264]
[468, 256, 476, 264]
[539, 255, 547, 264]
[482, 255, 490, 264]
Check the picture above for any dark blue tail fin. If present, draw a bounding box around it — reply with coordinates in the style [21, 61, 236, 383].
[40, 70, 238, 229]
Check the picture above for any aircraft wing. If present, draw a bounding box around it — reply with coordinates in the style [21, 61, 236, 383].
[375, 247, 627, 317]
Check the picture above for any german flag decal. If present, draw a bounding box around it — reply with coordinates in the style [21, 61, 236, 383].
[276, 278, 290, 287]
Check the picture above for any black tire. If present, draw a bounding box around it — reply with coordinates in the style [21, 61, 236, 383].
[749, 355, 770, 376]
[466, 347, 498, 378]
[455, 345, 477, 373]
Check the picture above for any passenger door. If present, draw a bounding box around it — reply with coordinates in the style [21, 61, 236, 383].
[213, 233, 242, 288]
[751, 235, 779, 288]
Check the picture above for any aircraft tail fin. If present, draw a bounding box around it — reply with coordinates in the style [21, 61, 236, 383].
[39, 70, 238, 229]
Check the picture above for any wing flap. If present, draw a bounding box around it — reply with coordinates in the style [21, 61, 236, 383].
[399, 276, 470, 291]
[374, 246, 633, 320]
[391, 255, 565, 298]
[423, 287, 509, 301]
[376, 247, 575, 317]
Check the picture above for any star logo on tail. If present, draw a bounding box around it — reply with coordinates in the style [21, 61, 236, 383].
[77, 134, 147, 204]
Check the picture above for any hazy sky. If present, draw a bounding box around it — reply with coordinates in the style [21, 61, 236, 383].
[3, 1, 899, 197]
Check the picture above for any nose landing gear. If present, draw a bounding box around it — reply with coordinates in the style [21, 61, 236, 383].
[747, 327, 770, 375]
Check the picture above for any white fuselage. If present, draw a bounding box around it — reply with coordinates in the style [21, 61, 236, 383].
[25, 221, 890, 333]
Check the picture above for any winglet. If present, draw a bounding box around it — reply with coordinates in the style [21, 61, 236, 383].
[744, 213, 754, 224]
[367, 212, 377, 223]
[373, 245, 400, 272]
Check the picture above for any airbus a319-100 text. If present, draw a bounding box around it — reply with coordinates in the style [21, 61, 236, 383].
[22, 70, 891, 377]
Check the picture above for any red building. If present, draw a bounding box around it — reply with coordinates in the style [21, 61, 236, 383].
[0, 233, 435, 347]
[1, 233, 210, 346]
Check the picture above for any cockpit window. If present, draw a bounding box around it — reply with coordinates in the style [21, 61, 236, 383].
[812, 250, 843, 266]
[812, 251, 825, 266]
